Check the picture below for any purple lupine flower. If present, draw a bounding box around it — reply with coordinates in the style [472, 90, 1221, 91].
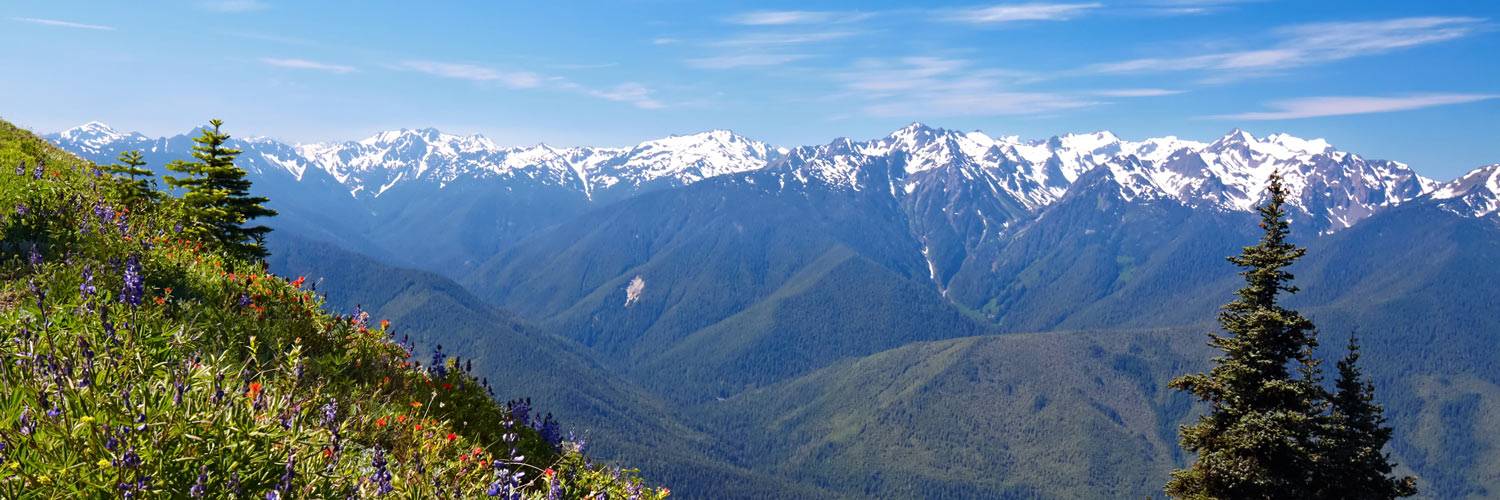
[211, 374, 225, 404]
[17, 406, 35, 436]
[80, 266, 96, 300]
[173, 222, 183, 234]
[274, 456, 296, 496]
[539, 413, 561, 446]
[430, 344, 448, 378]
[189, 467, 207, 497]
[14, 161, 23, 176]
[227, 473, 242, 496]
[371, 447, 394, 495]
[236, 293, 251, 309]
[14, 203, 26, 217]
[32, 160, 43, 180]
[320, 399, 338, 430]
[94, 203, 115, 222]
[27, 243, 42, 268]
[121, 255, 143, 307]
[121, 447, 142, 469]
[547, 472, 561, 500]
[43, 391, 61, 418]
[509, 399, 530, 427]
[173, 380, 186, 406]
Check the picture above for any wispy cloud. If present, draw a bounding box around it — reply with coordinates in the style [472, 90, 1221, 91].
[394, 60, 543, 88]
[199, 0, 269, 12]
[1210, 93, 1498, 120]
[1133, 0, 1261, 16]
[686, 53, 811, 69]
[1089, 88, 1185, 97]
[396, 60, 666, 109]
[939, 3, 1104, 24]
[586, 82, 665, 109]
[652, 37, 680, 46]
[712, 31, 858, 47]
[551, 62, 620, 70]
[727, 10, 849, 26]
[261, 58, 356, 74]
[1091, 16, 1486, 76]
[11, 17, 114, 31]
[838, 57, 1094, 117]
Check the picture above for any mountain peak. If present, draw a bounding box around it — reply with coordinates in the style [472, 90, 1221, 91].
[1213, 128, 1256, 146]
[60, 121, 119, 137]
[56, 121, 142, 149]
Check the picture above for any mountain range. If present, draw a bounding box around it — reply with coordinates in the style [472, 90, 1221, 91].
[48, 121, 1500, 498]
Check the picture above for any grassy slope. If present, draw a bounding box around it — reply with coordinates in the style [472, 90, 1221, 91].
[0, 118, 665, 498]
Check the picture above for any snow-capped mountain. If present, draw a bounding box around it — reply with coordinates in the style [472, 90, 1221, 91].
[768, 123, 1440, 234]
[290, 128, 778, 199]
[52, 121, 148, 155]
[1430, 163, 1500, 218]
[49, 121, 1478, 234]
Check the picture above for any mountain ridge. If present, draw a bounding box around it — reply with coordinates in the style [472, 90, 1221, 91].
[52, 121, 1492, 235]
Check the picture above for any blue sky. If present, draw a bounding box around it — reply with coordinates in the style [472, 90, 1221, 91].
[1, 0, 1496, 178]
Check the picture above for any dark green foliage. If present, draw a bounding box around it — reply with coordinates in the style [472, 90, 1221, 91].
[104, 149, 159, 205]
[164, 119, 276, 260]
[1167, 173, 1328, 498]
[1320, 335, 1417, 499]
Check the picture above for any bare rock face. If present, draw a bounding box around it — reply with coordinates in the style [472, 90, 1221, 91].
[624, 275, 646, 307]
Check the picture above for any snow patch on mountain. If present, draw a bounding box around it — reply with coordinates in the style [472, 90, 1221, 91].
[1431, 164, 1500, 218]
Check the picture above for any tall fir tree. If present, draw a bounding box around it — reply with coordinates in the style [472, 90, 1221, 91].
[164, 119, 276, 260]
[1167, 173, 1328, 498]
[1319, 334, 1417, 499]
[105, 150, 159, 205]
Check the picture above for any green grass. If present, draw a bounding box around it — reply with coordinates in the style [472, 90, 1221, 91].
[0, 119, 667, 498]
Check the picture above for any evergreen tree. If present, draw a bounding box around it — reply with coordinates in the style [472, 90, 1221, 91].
[164, 119, 276, 260]
[1319, 334, 1417, 499]
[105, 150, 158, 204]
[1167, 173, 1327, 498]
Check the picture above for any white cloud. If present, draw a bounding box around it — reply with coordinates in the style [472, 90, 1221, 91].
[686, 53, 811, 69]
[652, 37, 680, 46]
[713, 31, 857, 47]
[1089, 88, 1185, 97]
[727, 10, 845, 26]
[394, 60, 543, 88]
[394, 60, 666, 109]
[838, 57, 1094, 117]
[940, 3, 1104, 24]
[260, 58, 355, 74]
[199, 0, 269, 12]
[11, 17, 114, 31]
[1091, 16, 1485, 75]
[1210, 93, 1498, 120]
[1134, 0, 1261, 16]
[587, 82, 665, 109]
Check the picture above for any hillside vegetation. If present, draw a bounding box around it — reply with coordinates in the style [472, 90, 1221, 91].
[0, 119, 666, 498]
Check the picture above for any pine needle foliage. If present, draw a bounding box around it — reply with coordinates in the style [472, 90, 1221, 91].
[164, 119, 276, 261]
[1167, 173, 1329, 498]
[1319, 335, 1417, 499]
